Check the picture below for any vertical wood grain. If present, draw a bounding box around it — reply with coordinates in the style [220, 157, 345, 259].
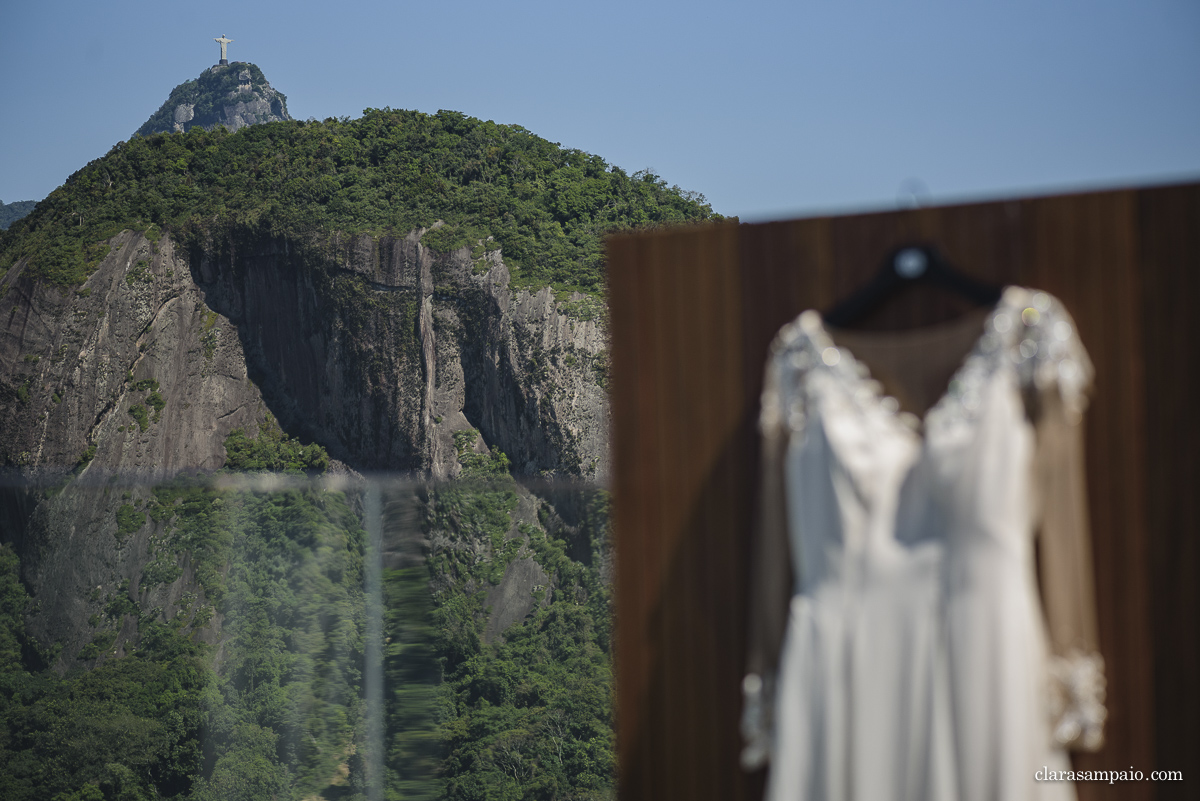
[1138, 183, 1200, 798]
[609, 231, 654, 801]
[1023, 190, 1153, 801]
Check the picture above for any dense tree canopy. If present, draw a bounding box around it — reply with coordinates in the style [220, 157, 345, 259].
[0, 424, 615, 800]
[0, 108, 722, 293]
[0, 101, 650, 799]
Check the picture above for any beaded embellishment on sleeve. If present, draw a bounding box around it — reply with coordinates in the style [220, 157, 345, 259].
[1006, 288, 1094, 423]
[739, 672, 773, 770]
[1047, 650, 1107, 751]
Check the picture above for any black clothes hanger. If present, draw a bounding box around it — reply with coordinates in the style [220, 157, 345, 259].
[822, 244, 1003, 328]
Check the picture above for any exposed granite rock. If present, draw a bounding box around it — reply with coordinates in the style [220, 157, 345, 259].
[172, 103, 194, 131]
[0, 231, 264, 476]
[191, 227, 610, 482]
[0, 230, 268, 658]
[484, 552, 551, 643]
[481, 489, 552, 643]
[136, 61, 291, 137]
[0, 226, 610, 660]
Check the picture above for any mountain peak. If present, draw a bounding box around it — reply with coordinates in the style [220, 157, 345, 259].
[135, 61, 291, 137]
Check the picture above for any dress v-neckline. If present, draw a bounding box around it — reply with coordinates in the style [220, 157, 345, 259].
[805, 286, 1023, 434]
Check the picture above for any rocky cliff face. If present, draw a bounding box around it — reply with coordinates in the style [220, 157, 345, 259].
[0, 230, 269, 654]
[135, 62, 291, 136]
[189, 226, 609, 479]
[0, 230, 262, 475]
[0, 227, 609, 657]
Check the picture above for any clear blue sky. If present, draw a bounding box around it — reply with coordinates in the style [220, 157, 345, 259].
[2, 0, 1197, 221]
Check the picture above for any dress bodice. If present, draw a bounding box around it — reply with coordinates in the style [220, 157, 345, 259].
[744, 287, 1105, 801]
[765, 288, 1089, 590]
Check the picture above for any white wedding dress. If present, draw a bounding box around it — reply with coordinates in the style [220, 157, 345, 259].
[747, 287, 1104, 801]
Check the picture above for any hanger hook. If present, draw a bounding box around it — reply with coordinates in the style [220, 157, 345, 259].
[894, 247, 928, 279]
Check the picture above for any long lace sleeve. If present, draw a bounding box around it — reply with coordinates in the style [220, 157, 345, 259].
[741, 333, 797, 770]
[1024, 293, 1106, 752]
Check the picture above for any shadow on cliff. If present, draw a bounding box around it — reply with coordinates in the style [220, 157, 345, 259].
[185, 232, 430, 472]
[182, 226, 609, 490]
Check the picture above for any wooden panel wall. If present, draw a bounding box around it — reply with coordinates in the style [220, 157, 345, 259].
[610, 182, 1199, 801]
[1139, 184, 1200, 799]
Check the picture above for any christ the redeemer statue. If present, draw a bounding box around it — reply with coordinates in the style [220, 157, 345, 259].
[214, 34, 233, 65]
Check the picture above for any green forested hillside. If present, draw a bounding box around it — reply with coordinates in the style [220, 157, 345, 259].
[426, 445, 613, 801]
[0, 426, 368, 801]
[0, 108, 720, 292]
[0, 424, 613, 800]
[0, 103, 678, 800]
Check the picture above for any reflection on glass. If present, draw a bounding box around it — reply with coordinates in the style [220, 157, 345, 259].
[0, 441, 613, 801]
